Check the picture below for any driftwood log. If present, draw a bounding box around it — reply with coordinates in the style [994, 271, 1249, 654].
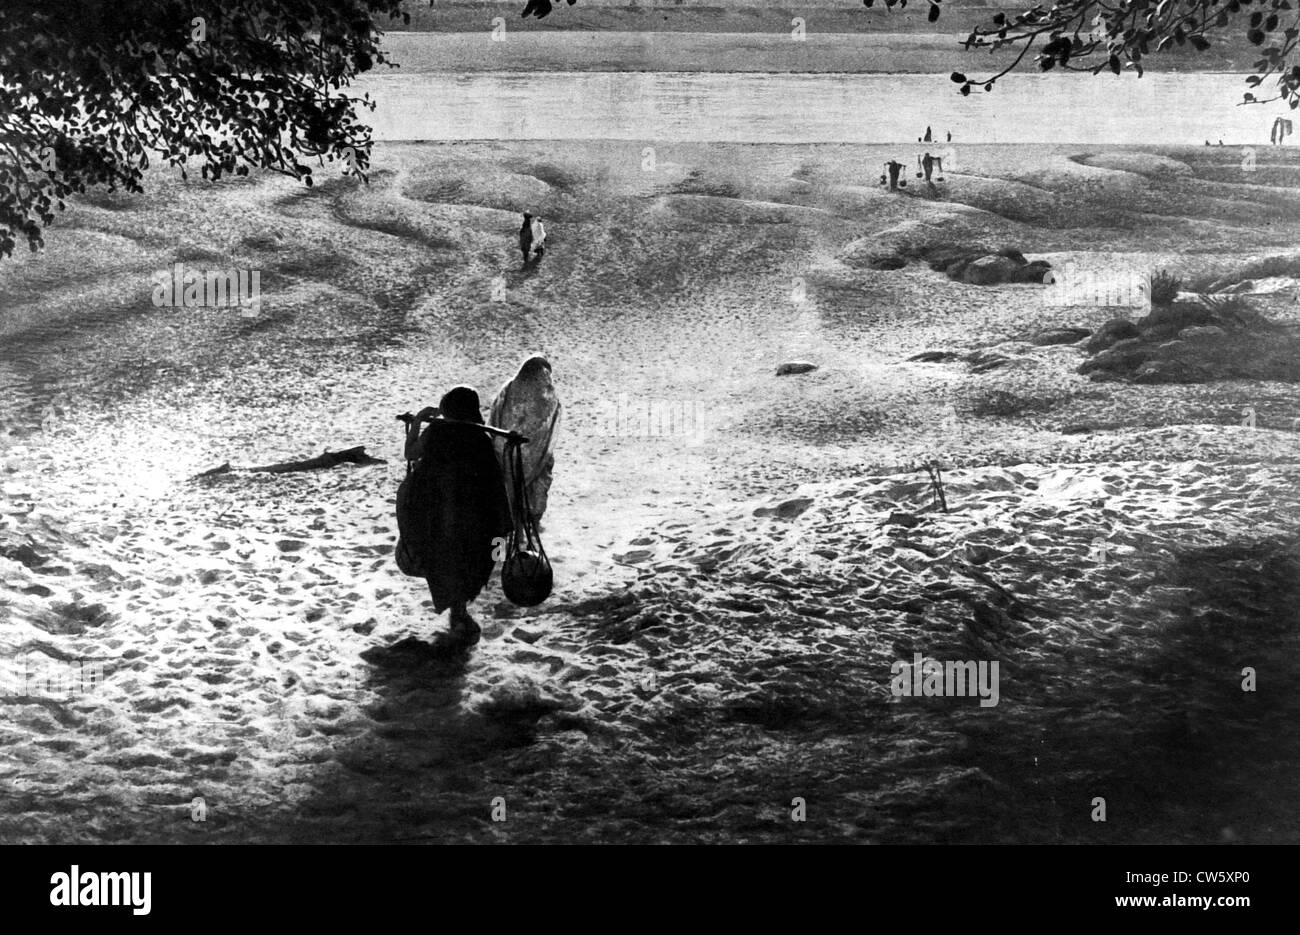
[194, 446, 385, 478]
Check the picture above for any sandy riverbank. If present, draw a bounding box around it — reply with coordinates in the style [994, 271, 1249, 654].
[377, 30, 1263, 75]
[397, 1, 1035, 37]
[3, 140, 1300, 842]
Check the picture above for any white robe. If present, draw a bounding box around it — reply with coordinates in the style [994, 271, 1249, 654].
[489, 359, 560, 522]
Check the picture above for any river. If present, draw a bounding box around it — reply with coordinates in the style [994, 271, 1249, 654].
[356, 70, 1278, 144]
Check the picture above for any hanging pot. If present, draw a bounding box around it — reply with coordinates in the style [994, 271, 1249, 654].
[500, 438, 554, 606]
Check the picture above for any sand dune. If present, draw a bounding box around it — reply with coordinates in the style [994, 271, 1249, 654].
[4, 141, 1300, 842]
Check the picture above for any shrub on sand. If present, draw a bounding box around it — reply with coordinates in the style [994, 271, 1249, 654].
[967, 388, 1069, 419]
[1187, 253, 1300, 293]
[1148, 269, 1181, 307]
[1139, 293, 1264, 334]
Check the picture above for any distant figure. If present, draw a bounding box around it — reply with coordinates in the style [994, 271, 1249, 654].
[519, 212, 546, 264]
[519, 213, 532, 263]
[924, 125, 933, 142]
[1205, 140, 1211, 146]
[530, 216, 546, 259]
[882, 160, 907, 190]
[490, 356, 561, 525]
[946, 130, 952, 142]
[1219, 140, 1225, 146]
[919, 152, 944, 183]
[398, 386, 512, 647]
[1272, 116, 1293, 144]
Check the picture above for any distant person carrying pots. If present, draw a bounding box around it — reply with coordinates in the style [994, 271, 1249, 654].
[917, 152, 945, 184]
[880, 160, 907, 191]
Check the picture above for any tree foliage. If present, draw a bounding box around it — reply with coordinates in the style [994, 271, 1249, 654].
[529, 0, 1299, 108]
[935, 0, 1300, 106]
[0, 0, 420, 258]
[522, 0, 578, 18]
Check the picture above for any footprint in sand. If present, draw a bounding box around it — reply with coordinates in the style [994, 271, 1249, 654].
[614, 549, 654, 564]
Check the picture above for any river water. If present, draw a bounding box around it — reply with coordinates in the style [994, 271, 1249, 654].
[356, 70, 1277, 144]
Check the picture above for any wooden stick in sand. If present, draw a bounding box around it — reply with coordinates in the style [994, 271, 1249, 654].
[193, 446, 385, 478]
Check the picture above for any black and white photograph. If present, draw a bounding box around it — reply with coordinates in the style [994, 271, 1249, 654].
[0, 0, 1295, 871]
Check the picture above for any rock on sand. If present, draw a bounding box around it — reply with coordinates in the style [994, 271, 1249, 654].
[776, 361, 818, 376]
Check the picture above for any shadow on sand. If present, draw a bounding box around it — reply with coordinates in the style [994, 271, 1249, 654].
[234, 629, 575, 843]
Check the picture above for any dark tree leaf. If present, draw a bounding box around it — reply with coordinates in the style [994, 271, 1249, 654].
[0, 0, 410, 257]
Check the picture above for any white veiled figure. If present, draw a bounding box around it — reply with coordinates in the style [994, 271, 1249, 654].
[489, 356, 562, 523]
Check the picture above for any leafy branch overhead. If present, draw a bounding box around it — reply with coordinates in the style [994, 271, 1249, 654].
[522, 0, 579, 19]
[0, 0, 431, 259]
[872, 0, 1300, 105]
[951, 0, 1300, 106]
[532, 0, 1300, 106]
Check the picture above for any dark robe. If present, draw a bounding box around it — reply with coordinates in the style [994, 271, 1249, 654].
[922, 153, 941, 182]
[519, 215, 534, 262]
[397, 421, 512, 612]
